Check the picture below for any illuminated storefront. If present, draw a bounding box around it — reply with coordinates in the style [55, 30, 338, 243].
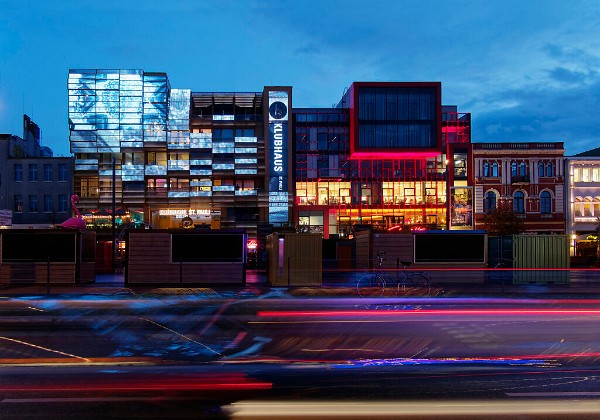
[565, 150, 600, 258]
[293, 82, 471, 238]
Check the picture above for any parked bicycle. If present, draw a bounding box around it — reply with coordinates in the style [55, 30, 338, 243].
[397, 260, 431, 295]
[356, 251, 387, 297]
[357, 251, 431, 297]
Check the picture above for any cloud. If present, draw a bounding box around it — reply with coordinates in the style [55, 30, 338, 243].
[473, 78, 600, 155]
[547, 67, 588, 84]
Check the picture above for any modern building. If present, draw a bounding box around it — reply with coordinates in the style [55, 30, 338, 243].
[68, 69, 293, 265]
[69, 71, 481, 270]
[472, 142, 566, 234]
[565, 148, 600, 259]
[293, 82, 472, 237]
[0, 115, 73, 227]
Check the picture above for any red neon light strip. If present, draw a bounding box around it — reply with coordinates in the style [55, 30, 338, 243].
[258, 309, 600, 317]
[349, 151, 439, 159]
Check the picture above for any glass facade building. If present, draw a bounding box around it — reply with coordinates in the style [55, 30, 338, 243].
[68, 70, 293, 263]
[68, 73, 476, 254]
[294, 82, 471, 238]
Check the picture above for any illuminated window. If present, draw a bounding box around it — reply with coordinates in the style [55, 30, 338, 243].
[14, 195, 23, 212]
[584, 196, 593, 216]
[147, 151, 167, 165]
[298, 211, 324, 234]
[575, 196, 584, 217]
[582, 168, 591, 182]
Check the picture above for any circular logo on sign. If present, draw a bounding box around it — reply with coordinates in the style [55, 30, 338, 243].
[269, 101, 287, 120]
[181, 216, 194, 229]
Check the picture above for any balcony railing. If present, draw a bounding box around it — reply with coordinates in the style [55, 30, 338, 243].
[511, 175, 530, 184]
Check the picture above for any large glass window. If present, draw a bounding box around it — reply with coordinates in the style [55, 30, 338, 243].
[540, 191, 552, 214]
[79, 176, 99, 198]
[547, 162, 554, 177]
[357, 86, 437, 149]
[298, 211, 324, 234]
[14, 164, 23, 181]
[513, 191, 525, 214]
[485, 190, 497, 214]
[538, 162, 545, 177]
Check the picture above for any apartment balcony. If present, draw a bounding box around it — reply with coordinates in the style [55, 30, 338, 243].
[511, 175, 530, 184]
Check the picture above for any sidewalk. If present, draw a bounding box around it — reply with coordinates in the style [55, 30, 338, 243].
[2, 269, 600, 298]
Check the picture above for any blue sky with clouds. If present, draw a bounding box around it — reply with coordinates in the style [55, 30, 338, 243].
[1, 0, 599, 156]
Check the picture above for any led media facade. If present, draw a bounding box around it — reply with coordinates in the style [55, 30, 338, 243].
[268, 90, 290, 224]
[68, 70, 169, 154]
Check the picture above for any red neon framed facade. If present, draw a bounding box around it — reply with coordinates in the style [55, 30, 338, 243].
[343, 82, 443, 160]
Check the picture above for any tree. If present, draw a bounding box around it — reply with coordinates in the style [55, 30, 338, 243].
[483, 205, 524, 236]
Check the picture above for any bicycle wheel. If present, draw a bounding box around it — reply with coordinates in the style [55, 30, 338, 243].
[357, 273, 385, 297]
[399, 273, 431, 296]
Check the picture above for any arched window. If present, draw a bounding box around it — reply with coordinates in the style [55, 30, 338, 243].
[485, 190, 497, 214]
[575, 196, 584, 217]
[513, 191, 525, 214]
[547, 162, 554, 177]
[519, 162, 527, 176]
[491, 162, 499, 177]
[584, 196, 593, 217]
[511, 162, 517, 176]
[538, 162, 545, 177]
[540, 191, 551, 214]
[483, 162, 490, 177]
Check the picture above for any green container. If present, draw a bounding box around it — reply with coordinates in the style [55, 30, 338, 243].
[512, 235, 569, 284]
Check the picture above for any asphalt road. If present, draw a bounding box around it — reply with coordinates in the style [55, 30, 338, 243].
[1, 292, 600, 418]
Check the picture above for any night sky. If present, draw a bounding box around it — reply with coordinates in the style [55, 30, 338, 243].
[1, 0, 598, 156]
